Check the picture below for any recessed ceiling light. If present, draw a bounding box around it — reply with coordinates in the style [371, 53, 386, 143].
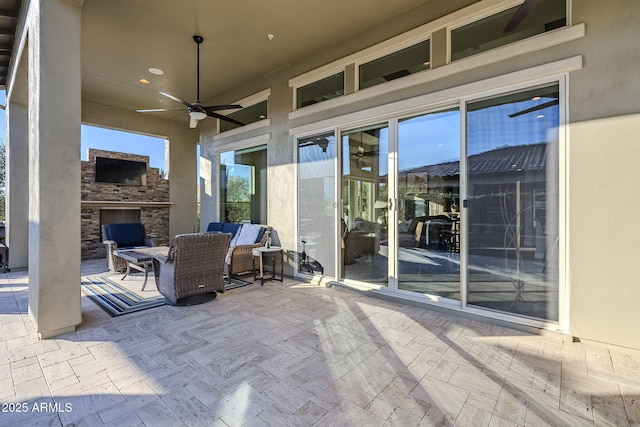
[537, 114, 545, 119]
[532, 96, 541, 101]
[139, 78, 150, 84]
[148, 67, 164, 75]
[267, 34, 274, 40]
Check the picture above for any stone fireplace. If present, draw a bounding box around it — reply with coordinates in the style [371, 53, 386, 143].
[81, 149, 171, 259]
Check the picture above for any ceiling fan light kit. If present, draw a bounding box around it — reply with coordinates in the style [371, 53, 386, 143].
[136, 34, 244, 128]
[189, 110, 207, 120]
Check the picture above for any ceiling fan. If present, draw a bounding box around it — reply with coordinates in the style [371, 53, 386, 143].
[508, 91, 559, 118]
[299, 137, 331, 152]
[353, 145, 377, 159]
[137, 35, 245, 129]
[502, 0, 541, 34]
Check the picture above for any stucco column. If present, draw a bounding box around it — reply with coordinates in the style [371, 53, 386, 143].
[167, 131, 198, 237]
[5, 101, 29, 269]
[27, 0, 82, 338]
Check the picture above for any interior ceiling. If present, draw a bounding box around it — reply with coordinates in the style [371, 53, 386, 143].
[80, 0, 429, 125]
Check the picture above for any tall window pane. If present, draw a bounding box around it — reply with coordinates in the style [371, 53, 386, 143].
[219, 145, 267, 224]
[359, 40, 430, 90]
[451, 0, 566, 61]
[340, 124, 389, 285]
[297, 133, 336, 277]
[466, 84, 559, 321]
[398, 109, 461, 298]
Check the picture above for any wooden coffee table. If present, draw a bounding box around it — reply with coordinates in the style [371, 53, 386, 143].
[115, 246, 169, 291]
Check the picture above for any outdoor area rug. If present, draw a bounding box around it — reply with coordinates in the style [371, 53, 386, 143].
[81, 274, 254, 316]
[224, 275, 254, 291]
[81, 274, 167, 317]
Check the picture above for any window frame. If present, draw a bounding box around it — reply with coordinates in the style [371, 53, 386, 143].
[288, 0, 579, 120]
[295, 71, 346, 109]
[356, 37, 432, 91]
[447, 0, 570, 63]
[215, 89, 271, 138]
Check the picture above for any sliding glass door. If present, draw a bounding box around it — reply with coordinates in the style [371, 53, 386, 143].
[295, 82, 561, 324]
[466, 85, 559, 321]
[340, 124, 389, 285]
[397, 109, 461, 299]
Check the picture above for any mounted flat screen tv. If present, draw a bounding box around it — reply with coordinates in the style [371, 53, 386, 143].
[95, 157, 147, 185]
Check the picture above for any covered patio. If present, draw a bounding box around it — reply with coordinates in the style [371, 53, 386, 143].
[1, 261, 639, 425]
[3, 0, 640, 424]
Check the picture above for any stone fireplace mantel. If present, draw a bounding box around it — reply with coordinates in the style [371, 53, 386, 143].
[81, 201, 173, 208]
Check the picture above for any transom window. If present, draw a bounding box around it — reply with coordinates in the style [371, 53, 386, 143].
[359, 39, 430, 90]
[296, 72, 344, 108]
[451, 0, 567, 61]
[220, 100, 268, 133]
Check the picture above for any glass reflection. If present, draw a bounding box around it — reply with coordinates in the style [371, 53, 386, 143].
[340, 124, 388, 285]
[451, 0, 566, 61]
[397, 109, 461, 298]
[219, 145, 267, 224]
[466, 85, 559, 321]
[297, 133, 336, 277]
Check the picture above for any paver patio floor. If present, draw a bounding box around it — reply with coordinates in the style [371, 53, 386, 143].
[1, 259, 639, 426]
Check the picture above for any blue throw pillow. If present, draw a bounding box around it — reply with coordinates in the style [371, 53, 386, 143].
[108, 223, 145, 247]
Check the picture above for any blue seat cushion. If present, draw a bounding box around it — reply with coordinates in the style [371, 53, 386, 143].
[206, 222, 223, 232]
[222, 223, 242, 237]
[108, 223, 145, 247]
[234, 224, 263, 246]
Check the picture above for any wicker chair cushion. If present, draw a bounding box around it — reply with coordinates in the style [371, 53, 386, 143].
[107, 223, 145, 247]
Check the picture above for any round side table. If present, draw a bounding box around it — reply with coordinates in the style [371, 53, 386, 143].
[252, 246, 284, 285]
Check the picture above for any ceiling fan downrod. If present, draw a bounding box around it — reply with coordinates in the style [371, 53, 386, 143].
[193, 35, 203, 103]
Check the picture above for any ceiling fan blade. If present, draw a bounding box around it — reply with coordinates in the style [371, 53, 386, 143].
[137, 107, 185, 113]
[189, 117, 198, 128]
[206, 111, 245, 126]
[502, 0, 541, 34]
[159, 91, 192, 108]
[204, 104, 243, 112]
[508, 99, 559, 118]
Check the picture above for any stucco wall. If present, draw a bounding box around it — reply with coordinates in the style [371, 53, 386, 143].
[199, 0, 640, 348]
[565, 0, 640, 349]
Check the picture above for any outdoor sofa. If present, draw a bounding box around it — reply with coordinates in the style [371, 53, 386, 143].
[206, 222, 270, 280]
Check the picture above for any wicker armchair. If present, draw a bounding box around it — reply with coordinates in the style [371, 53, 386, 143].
[224, 224, 270, 279]
[102, 223, 155, 272]
[152, 233, 231, 305]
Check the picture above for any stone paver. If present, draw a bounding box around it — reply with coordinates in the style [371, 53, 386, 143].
[0, 259, 639, 426]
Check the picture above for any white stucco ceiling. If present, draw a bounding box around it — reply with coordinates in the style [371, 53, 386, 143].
[81, 0, 430, 122]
